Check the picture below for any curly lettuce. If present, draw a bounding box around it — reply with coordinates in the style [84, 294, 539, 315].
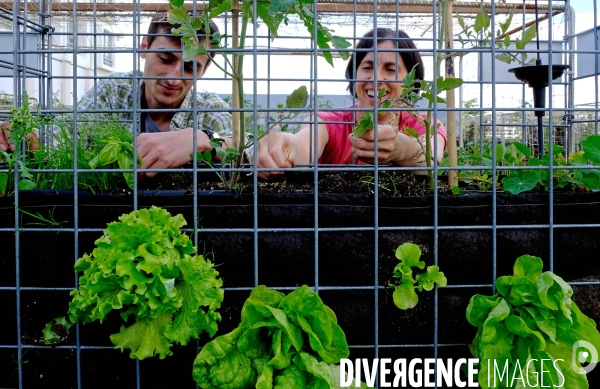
[467, 255, 600, 388]
[42, 206, 223, 360]
[193, 285, 370, 389]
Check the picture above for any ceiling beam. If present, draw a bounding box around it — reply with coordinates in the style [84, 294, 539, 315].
[1, 1, 565, 15]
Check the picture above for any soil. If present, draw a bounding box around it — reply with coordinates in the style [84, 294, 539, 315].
[135, 167, 452, 196]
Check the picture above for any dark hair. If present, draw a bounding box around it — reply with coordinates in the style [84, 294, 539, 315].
[345, 28, 424, 98]
[146, 15, 221, 57]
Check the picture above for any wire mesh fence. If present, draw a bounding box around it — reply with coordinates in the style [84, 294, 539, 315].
[2, 0, 600, 388]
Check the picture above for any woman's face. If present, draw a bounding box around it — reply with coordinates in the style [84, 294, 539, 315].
[355, 40, 409, 123]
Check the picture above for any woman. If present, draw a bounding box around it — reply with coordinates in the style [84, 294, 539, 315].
[256, 28, 446, 179]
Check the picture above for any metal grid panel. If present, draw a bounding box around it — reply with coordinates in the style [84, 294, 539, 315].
[2, 0, 600, 388]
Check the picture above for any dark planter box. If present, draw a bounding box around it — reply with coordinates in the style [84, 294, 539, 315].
[1, 190, 599, 387]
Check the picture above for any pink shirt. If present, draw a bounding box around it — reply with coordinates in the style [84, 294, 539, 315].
[317, 110, 447, 165]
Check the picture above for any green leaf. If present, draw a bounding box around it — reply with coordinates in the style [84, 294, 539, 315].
[513, 255, 543, 282]
[436, 77, 463, 92]
[520, 24, 537, 48]
[18, 179, 35, 191]
[418, 265, 448, 291]
[421, 92, 446, 104]
[513, 142, 532, 158]
[285, 85, 308, 109]
[500, 11, 513, 34]
[403, 126, 419, 138]
[582, 135, 600, 164]
[353, 114, 373, 138]
[331, 35, 351, 60]
[268, 0, 298, 14]
[257, 3, 284, 38]
[503, 34, 510, 48]
[110, 313, 174, 359]
[395, 242, 424, 269]
[0, 173, 6, 194]
[502, 170, 540, 194]
[208, 0, 232, 18]
[495, 53, 513, 64]
[393, 282, 419, 310]
[97, 142, 120, 166]
[169, 0, 184, 7]
[474, 10, 489, 34]
[456, 13, 466, 32]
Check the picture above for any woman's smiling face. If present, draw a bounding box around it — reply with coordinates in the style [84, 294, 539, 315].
[355, 40, 408, 123]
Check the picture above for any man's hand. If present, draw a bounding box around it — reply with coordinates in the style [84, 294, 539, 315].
[348, 124, 399, 165]
[0, 121, 40, 152]
[256, 132, 296, 180]
[137, 127, 211, 178]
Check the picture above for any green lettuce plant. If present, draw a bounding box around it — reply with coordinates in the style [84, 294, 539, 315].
[192, 284, 370, 388]
[389, 242, 447, 310]
[42, 206, 223, 360]
[467, 255, 600, 388]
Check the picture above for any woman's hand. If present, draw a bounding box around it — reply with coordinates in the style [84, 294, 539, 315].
[348, 124, 399, 165]
[256, 132, 297, 180]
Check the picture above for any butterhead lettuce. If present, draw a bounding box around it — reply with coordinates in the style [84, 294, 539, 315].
[192, 285, 370, 389]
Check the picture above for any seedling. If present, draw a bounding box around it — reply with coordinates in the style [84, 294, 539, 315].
[389, 242, 447, 310]
[457, 9, 537, 66]
[354, 66, 462, 190]
[0, 91, 51, 195]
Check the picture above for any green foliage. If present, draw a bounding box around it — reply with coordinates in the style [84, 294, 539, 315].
[457, 9, 537, 66]
[33, 118, 141, 192]
[168, 0, 349, 188]
[467, 255, 600, 388]
[0, 91, 52, 195]
[1, 96, 142, 194]
[192, 284, 369, 389]
[389, 243, 447, 310]
[352, 66, 462, 189]
[440, 135, 600, 194]
[42, 206, 224, 360]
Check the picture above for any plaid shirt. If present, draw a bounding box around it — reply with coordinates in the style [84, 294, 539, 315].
[77, 71, 232, 137]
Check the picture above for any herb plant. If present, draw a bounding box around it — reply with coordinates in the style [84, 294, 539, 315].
[440, 135, 600, 194]
[34, 118, 141, 191]
[457, 9, 537, 66]
[0, 91, 51, 195]
[467, 254, 600, 388]
[389, 242, 447, 310]
[353, 67, 462, 190]
[167, 0, 350, 189]
[42, 206, 223, 360]
[192, 284, 370, 388]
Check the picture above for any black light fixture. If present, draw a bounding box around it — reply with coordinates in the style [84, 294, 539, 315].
[507, 0, 569, 156]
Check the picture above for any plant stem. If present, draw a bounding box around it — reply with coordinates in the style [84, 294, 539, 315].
[425, 107, 434, 190]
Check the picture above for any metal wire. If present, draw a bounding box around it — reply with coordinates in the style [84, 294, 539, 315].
[2, 0, 599, 388]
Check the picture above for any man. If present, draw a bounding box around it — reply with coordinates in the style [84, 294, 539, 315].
[77, 16, 232, 178]
[1, 16, 232, 178]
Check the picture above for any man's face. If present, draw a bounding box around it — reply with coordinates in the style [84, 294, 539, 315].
[140, 36, 211, 109]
